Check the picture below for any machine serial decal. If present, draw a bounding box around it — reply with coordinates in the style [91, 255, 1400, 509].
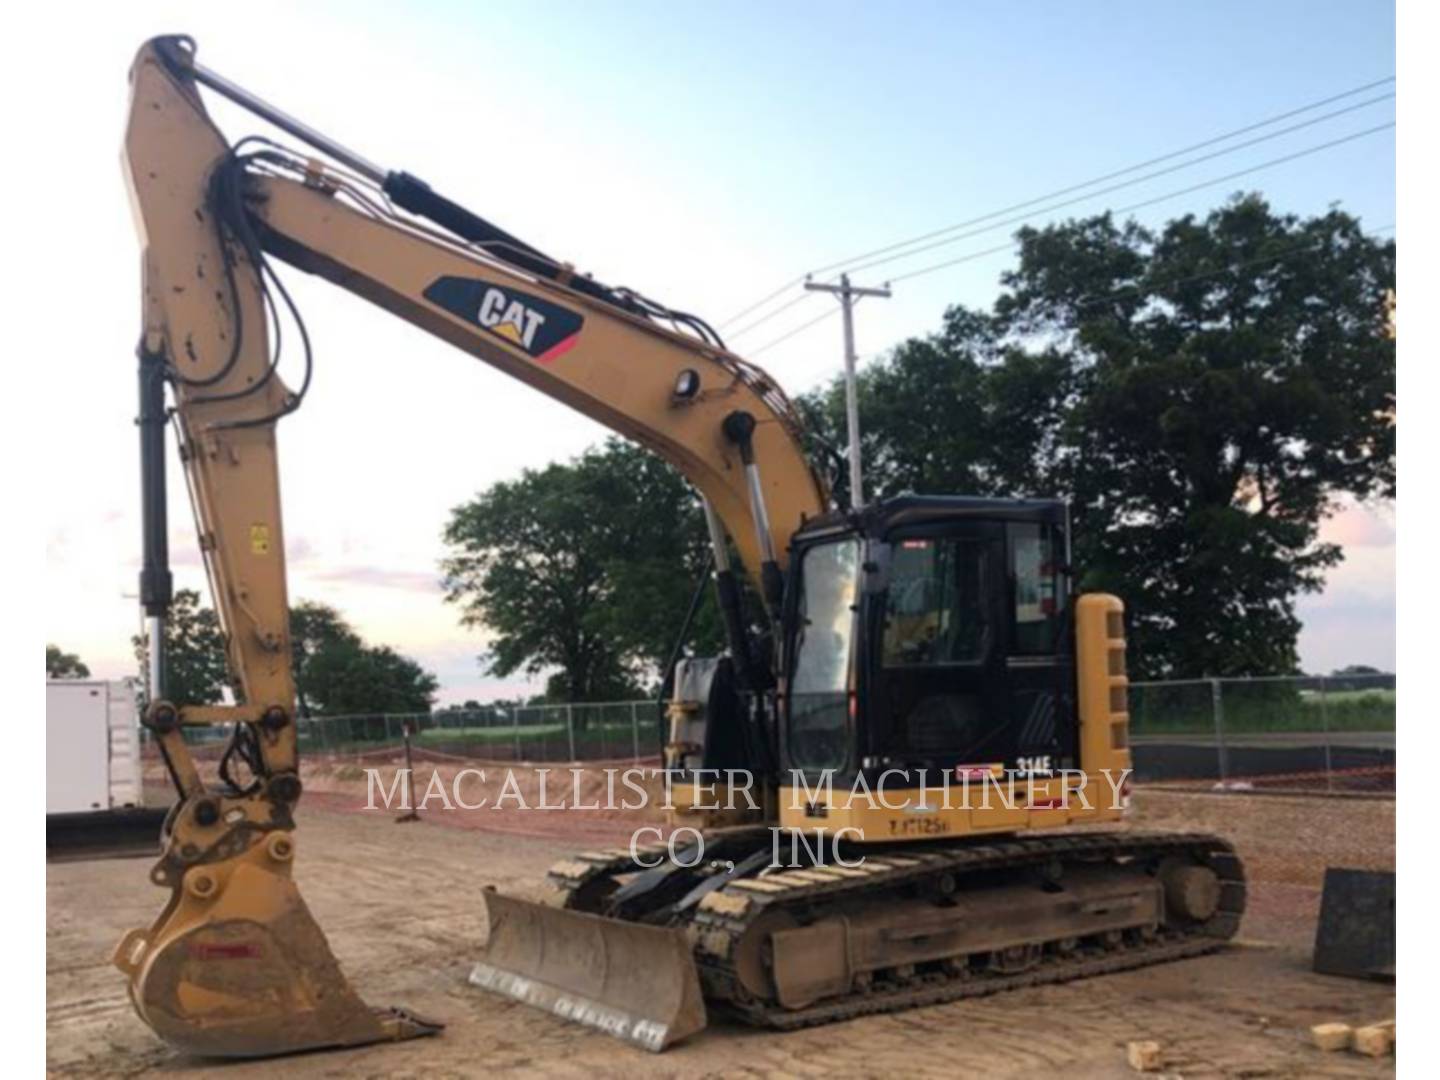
[423, 276, 584, 362]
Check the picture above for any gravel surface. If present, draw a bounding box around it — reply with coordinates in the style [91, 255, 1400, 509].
[48, 778, 1395, 1077]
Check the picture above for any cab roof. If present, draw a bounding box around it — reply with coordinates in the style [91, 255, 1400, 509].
[793, 494, 1067, 542]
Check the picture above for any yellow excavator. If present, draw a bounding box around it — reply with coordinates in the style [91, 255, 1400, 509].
[115, 35, 1244, 1058]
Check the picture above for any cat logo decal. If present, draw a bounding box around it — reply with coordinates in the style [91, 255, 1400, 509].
[424, 276, 583, 362]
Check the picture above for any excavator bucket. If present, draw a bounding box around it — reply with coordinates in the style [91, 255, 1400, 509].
[470, 890, 707, 1052]
[113, 833, 441, 1057]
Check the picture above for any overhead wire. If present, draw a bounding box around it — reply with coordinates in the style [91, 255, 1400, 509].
[750, 306, 842, 356]
[752, 124, 1393, 363]
[843, 99, 1393, 280]
[815, 85, 1395, 280]
[729, 91, 1394, 340]
[745, 122, 1393, 357]
[721, 76, 1395, 338]
[885, 121, 1394, 287]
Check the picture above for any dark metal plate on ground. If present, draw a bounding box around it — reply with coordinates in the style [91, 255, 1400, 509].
[1313, 867, 1394, 979]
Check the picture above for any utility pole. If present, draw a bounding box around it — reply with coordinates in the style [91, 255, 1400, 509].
[804, 273, 891, 508]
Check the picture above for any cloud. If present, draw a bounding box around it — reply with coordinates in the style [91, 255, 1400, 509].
[1296, 504, 1395, 672]
[1319, 502, 1395, 549]
[1296, 597, 1395, 674]
[309, 565, 443, 593]
[286, 535, 318, 563]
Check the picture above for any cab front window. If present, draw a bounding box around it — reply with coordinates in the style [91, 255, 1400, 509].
[881, 537, 993, 667]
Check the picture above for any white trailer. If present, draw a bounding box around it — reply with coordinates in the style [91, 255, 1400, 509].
[46, 679, 143, 812]
[47, 679, 164, 857]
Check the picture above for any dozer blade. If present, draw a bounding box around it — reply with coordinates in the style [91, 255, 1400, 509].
[114, 832, 441, 1058]
[470, 890, 706, 1052]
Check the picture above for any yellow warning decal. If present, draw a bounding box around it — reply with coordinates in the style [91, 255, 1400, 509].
[250, 524, 271, 554]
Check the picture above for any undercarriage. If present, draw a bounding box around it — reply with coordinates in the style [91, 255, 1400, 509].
[473, 828, 1245, 1049]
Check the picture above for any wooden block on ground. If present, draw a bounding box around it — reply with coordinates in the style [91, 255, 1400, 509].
[1126, 1040, 1162, 1072]
[1310, 1023, 1352, 1052]
[1352, 1024, 1393, 1057]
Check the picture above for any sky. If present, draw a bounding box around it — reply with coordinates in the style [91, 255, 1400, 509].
[37, 1, 1396, 703]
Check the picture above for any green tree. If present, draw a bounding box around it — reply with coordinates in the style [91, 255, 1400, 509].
[128, 592, 438, 714]
[46, 644, 90, 679]
[1333, 664, 1382, 676]
[805, 196, 1393, 679]
[442, 437, 728, 702]
[290, 601, 362, 717]
[132, 588, 230, 705]
[288, 600, 437, 715]
[300, 640, 438, 715]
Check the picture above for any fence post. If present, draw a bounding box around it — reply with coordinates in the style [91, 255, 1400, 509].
[512, 707, 520, 762]
[1210, 678, 1230, 788]
[567, 704, 576, 761]
[631, 701, 641, 762]
[1319, 676, 1335, 793]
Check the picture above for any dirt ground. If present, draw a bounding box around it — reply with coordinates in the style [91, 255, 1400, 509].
[48, 781, 1395, 1078]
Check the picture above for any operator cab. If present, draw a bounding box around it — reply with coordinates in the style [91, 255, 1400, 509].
[781, 496, 1075, 785]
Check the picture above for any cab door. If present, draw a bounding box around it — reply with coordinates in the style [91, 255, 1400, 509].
[867, 521, 1017, 770]
[1005, 520, 1075, 776]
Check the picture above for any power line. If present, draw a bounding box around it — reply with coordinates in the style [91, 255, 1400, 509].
[887, 122, 1394, 285]
[737, 97, 1388, 342]
[749, 306, 841, 356]
[728, 287, 815, 339]
[748, 123, 1392, 357]
[720, 74, 1394, 331]
[733, 92, 1393, 340]
[845, 95, 1392, 279]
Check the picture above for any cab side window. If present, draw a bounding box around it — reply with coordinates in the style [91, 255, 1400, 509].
[1010, 523, 1064, 654]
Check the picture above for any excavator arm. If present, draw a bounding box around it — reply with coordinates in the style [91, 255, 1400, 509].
[116, 35, 825, 1057]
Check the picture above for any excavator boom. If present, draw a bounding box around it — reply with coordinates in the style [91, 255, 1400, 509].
[117, 34, 823, 1058]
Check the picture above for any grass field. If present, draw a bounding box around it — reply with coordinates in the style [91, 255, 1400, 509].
[1130, 686, 1394, 735]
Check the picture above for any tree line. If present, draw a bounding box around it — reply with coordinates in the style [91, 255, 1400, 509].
[128, 590, 437, 714]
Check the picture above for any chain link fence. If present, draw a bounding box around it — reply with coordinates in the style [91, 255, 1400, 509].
[291, 700, 661, 764]
[1130, 673, 1395, 794]
[138, 703, 660, 765]
[150, 673, 1395, 787]
[141, 674, 1393, 950]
